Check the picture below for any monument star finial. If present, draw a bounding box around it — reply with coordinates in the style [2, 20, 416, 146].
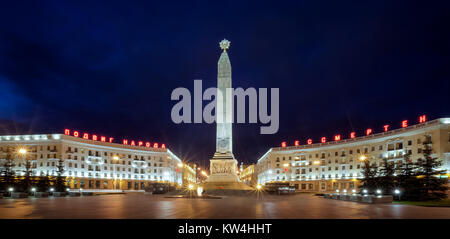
[219, 39, 230, 52]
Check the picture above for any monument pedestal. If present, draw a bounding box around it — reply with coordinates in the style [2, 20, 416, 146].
[201, 152, 254, 191]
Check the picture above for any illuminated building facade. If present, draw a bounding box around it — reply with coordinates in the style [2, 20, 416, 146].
[181, 163, 197, 186]
[239, 163, 257, 186]
[0, 133, 183, 191]
[256, 117, 450, 192]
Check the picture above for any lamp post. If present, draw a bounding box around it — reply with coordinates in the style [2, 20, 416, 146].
[112, 155, 120, 190]
[178, 163, 183, 188]
[394, 189, 401, 201]
[188, 184, 194, 198]
[256, 184, 262, 199]
[18, 148, 31, 192]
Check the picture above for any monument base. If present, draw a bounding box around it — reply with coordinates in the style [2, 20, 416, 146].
[202, 152, 255, 192]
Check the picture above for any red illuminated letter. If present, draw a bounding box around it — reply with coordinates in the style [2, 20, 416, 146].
[366, 129, 372, 136]
[138, 141, 143, 147]
[131, 141, 136, 146]
[334, 135, 341, 141]
[321, 137, 326, 143]
[153, 143, 159, 148]
[83, 133, 89, 139]
[145, 142, 151, 147]
[64, 129, 70, 135]
[350, 132, 355, 139]
[294, 140, 300, 146]
[92, 135, 98, 141]
[402, 120, 408, 128]
[383, 125, 389, 132]
[100, 136, 106, 142]
[109, 137, 114, 143]
[307, 139, 312, 145]
[161, 144, 166, 149]
[74, 131, 79, 137]
[419, 115, 426, 123]
[123, 139, 128, 145]
[281, 142, 287, 147]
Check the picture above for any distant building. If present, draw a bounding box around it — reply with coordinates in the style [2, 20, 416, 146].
[0, 133, 183, 191]
[182, 163, 197, 186]
[256, 118, 450, 192]
[239, 163, 257, 186]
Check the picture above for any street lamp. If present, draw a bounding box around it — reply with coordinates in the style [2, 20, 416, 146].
[394, 189, 401, 201]
[112, 155, 119, 190]
[188, 184, 194, 198]
[256, 184, 263, 199]
[178, 163, 183, 168]
[362, 189, 368, 195]
[18, 148, 27, 155]
[359, 155, 367, 161]
[8, 187, 14, 192]
[376, 189, 382, 195]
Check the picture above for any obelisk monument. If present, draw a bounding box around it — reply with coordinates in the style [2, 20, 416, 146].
[205, 39, 240, 183]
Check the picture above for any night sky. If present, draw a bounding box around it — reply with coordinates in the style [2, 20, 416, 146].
[0, 1, 449, 168]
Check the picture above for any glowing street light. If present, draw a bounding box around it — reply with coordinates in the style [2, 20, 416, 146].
[376, 189, 382, 195]
[8, 187, 14, 192]
[201, 171, 208, 176]
[362, 189, 368, 194]
[112, 155, 120, 161]
[188, 184, 194, 190]
[394, 189, 400, 195]
[18, 148, 27, 155]
[359, 155, 367, 161]
[178, 163, 183, 168]
[50, 188, 55, 192]
[31, 187, 36, 192]
[256, 184, 262, 190]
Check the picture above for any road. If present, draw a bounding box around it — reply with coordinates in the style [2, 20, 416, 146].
[0, 193, 449, 219]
